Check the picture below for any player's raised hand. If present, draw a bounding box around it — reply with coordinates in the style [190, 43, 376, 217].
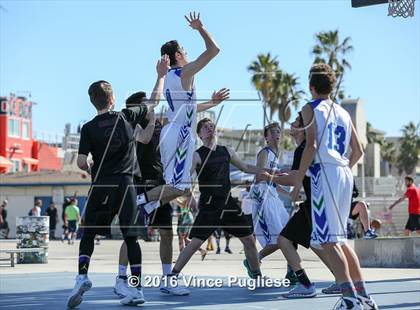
[211, 88, 230, 105]
[157, 54, 170, 78]
[185, 11, 203, 30]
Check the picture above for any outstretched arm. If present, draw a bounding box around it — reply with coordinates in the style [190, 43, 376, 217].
[181, 12, 220, 91]
[148, 55, 170, 108]
[197, 88, 230, 112]
[227, 146, 264, 175]
[389, 195, 406, 211]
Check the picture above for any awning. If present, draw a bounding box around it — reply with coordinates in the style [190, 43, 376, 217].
[22, 157, 39, 165]
[0, 156, 12, 168]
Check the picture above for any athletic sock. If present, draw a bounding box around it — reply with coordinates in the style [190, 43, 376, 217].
[170, 268, 181, 276]
[295, 269, 311, 288]
[340, 282, 357, 299]
[162, 264, 172, 276]
[354, 280, 369, 298]
[118, 264, 128, 278]
[78, 255, 91, 275]
[130, 264, 142, 287]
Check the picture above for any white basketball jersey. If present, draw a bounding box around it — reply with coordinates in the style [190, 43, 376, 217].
[254, 146, 281, 195]
[163, 68, 197, 127]
[311, 99, 352, 166]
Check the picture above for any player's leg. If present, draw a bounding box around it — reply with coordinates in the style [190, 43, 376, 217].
[310, 164, 363, 309]
[66, 231, 95, 308]
[114, 241, 131, 298]
[214, 228, 221, 254]
[224, 231, 232, 253]
[278, 235, 316, 298]
[341, 243, 378, 309]
[223, 197, 261, 278]
[118, 176, 148, 305]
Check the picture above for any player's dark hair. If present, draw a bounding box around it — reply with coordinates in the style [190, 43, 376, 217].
[405, 176, 414, 183]
[88, 80, 113, 110]
[126, 91, 147, 107]
[309, 63, 336, 95]
[197, 118, 213, 134]
[161, 40, 181, 66]
[264, 122, 281, 138]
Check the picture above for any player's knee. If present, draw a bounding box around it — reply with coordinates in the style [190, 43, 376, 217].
[278, 235, 289, 248]
[240, 235, 255, 247]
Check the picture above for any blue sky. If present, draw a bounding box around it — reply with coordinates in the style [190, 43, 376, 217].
[1, 0, 419, 139]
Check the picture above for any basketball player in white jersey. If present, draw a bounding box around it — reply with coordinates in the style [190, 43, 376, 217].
[244, 123, 290, 277]
[290, 63, 378, 310]
[136, 12, 229, 216]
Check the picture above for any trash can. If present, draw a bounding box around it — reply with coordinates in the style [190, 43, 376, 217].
[16, 216, 49, 264]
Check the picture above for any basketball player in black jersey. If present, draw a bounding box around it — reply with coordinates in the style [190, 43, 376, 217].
[114, 55, 186, 298]
[164, 118, 268, 292]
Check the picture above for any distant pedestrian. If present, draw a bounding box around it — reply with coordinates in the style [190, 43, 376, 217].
[29, 199, 42, 216]
[65, 198, 81, 244]
[46, 202, 59, 240]
[0, 200, 10, 239]
[388, 176, 420, 236]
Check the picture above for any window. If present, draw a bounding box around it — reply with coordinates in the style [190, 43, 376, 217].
[10, 159, 20, 173]
[22, 121, 30, 139]
[8, 118, 21, 137]
[23, 163, 29, 173]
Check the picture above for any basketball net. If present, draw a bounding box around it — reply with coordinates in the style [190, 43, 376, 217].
[388, 0, 415, 17]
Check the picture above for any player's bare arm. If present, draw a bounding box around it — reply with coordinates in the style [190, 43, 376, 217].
[190, 151, 202, 177]
[290, 104, 317, 201]
[348, 120, 364, 168]
[197, 88, 230, 112]
[135, 110, 155, 144]
[181, 12, 220, 91]
[227, 146, 264, 175]
[148, 55, 170, 108]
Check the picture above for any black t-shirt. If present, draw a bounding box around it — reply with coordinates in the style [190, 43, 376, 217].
[196, 145, 231, 202]
[46, 208, 58, 225]
[292, 140, 311, 203]
[1, 208, 7, 221]
[136, 119, 164, 181]
[78, 106, 147, 180]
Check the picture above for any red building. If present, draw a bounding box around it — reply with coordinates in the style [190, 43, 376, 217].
[0, 94, 62, 173]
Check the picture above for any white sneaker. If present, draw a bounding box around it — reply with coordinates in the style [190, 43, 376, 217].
[114, 277, 130, 299]
[120, 286, 145, 306]
[66, 274, 92, 308]
[159, 276, 190, 296]
[358, 295, 379, 310]
[333, 297, 363, 310]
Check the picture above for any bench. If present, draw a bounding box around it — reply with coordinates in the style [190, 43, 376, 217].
[0, 247, 47, 267]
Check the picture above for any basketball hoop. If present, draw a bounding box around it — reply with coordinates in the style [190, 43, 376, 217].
[388, 0, 415, 17]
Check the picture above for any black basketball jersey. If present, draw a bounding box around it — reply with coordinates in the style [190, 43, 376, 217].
[196, 145, 231, 201]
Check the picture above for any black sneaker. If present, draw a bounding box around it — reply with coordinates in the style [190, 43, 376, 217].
[224, 247, 233, 254]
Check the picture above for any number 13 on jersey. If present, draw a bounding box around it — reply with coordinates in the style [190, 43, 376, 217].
[327, 123, 346, 156]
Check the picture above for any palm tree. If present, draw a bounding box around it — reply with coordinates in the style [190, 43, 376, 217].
[366, 122, 383, 145]
[248, 53, 279, 127]
[270, 71, 304, 133]
[312, 30, 353, 101]
[380, 140, 396, 175]
[397, 122, 420, 175]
